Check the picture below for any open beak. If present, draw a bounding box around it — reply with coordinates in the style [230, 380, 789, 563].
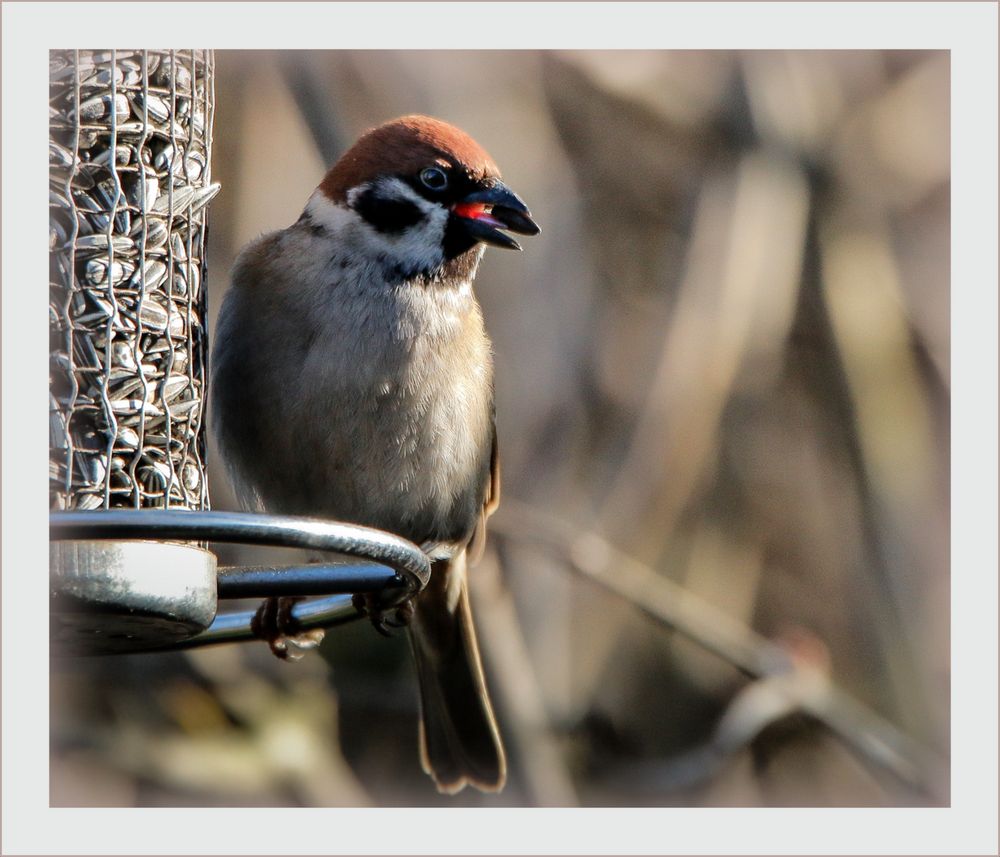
[451, 180, 540, 251]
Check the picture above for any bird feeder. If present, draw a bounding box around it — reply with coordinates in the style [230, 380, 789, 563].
[49, 49, 429, 654]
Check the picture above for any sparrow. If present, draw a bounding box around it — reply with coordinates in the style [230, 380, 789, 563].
[210, 115, 539, 794]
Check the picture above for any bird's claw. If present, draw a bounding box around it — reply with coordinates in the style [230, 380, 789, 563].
[251, 596, 326, 661]
[352, 592, 414, 637]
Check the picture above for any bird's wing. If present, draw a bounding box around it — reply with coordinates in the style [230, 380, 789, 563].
[466, 416, 499, 566]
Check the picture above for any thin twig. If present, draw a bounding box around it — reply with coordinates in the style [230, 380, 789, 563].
[471, 547, 580, 806]
[494, 499, 793, 678]
[491, 498, 944, 797]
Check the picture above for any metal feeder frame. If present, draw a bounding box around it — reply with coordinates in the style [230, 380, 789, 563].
[50, 510, 431, 655]
[49, 49, 431, 655]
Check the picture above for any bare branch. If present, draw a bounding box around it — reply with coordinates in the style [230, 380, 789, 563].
[491, 498, 944, 797]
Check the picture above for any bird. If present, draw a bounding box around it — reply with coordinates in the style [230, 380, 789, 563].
[210, 115, 539, 794]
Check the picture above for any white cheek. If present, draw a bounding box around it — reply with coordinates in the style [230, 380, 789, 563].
[307, 182, 448, 274]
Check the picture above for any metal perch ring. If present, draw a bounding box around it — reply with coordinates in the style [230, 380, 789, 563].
[50, 509, 431, 653]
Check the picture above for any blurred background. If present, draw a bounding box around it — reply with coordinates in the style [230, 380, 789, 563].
[51, 49, 950, 807]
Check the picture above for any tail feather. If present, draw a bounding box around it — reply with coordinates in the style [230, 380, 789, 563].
[409, 553, 505, 794]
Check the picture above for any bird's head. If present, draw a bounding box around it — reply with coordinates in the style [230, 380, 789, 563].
[309, 115, 539, 281]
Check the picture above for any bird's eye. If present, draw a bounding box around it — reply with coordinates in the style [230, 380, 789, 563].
[419, 167, 449, 191]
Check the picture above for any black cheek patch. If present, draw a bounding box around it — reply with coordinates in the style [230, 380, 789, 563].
[354, 188, 425, 234]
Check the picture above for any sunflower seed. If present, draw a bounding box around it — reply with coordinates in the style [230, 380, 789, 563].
[91, 145, 132, 167]
[77, 129, 100, 149]
[49, 187, 72, 209]
[131, 92, 171, 125]
[169, 397, 200, 419]
[155, 56, 192, 91]
[111, 341, 139, 370]
[49, 141, 75, 169]
[109, 375, 148, 401]
[76, 233, 135, 255]
[183, 150, 205, 182]
[131, 258, 167, 291]
[162, 374, 189, 402]
[74, 493, 105, 510]
[189, 262, 201, 298]
[71, 331, 101, 369]
[138, 218, 169, 248]
[74, 93, 130, 124]
[84, 258, 134, 287]
[91, 176, 125, 209]
[188, 190, 210, 215]
[50, 53, 80, 82]
[171, 270, 188, 297]
[93, 66, 125, 88]
[111, 398, 152, 416]
[182, 463, 200, 492]
[50, 398, 69, 449]
[116, 428, 140, 449]
[139, 459, 172, 489]
[170, 232, 188, 261]
[153, 143, 177, 173]
[171, 348, 189, 373]
[114, 121, 149, 141]
[141, 176, 161, 210]
[74, 452, 107, 486]
[137, 299, 168, 332]
[89, 50, 127, 65]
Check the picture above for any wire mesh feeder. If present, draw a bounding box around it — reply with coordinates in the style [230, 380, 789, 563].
[48, 50, 431, 655]
[49, 49, 218, 512]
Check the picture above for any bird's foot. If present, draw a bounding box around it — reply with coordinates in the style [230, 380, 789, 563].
[352, 592, 414, 637]
[251, 596, 326, 661]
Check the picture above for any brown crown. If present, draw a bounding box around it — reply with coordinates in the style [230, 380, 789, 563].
[318, 115, 501, 202]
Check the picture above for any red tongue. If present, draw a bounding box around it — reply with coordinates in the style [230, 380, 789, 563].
[453, 202, 489, 220]
[453, 202, 506, 229]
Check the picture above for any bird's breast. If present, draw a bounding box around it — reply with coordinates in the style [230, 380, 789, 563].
[288, 273, 494, 542]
